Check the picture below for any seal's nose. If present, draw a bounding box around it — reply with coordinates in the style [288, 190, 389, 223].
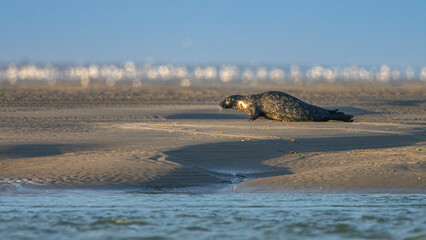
[219, 101, 225, 108]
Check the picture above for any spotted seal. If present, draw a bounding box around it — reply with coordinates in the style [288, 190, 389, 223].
[219, 91, 353, 122]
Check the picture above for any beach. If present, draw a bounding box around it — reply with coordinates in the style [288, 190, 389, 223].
[0, 82, 425, 193]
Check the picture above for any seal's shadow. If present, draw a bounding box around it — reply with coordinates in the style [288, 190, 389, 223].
[166, 113, 247, 120]
[165, 107, 375, 121]
[332, 107, 376, 115]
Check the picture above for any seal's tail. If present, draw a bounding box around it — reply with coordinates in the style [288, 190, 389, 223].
[329, 110, 353, 122]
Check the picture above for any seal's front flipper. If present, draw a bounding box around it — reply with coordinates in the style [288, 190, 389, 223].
[249, 107, 260, 121]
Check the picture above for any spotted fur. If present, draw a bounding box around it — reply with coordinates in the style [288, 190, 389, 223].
[219, 91, 353, 122]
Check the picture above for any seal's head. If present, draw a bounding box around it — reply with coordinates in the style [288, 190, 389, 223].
[219, 95, 244, 109]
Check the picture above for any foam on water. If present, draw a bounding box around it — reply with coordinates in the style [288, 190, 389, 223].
[0, 192, 425, 240]
[0, 179, 48, 194]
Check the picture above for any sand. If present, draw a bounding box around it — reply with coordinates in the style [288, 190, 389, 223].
[0, 82, 425, 193]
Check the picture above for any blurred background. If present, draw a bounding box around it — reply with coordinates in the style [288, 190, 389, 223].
[0, 0, 425, 87]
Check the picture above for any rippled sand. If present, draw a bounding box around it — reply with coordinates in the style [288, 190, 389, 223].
[0, 82, 425, 193]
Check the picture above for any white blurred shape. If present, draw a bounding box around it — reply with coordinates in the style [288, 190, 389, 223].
[174, 66, 188, 79]
[193, 66, 217, 80]
[269, 68, 285, 82]
[19, 65, 38, 80]
[101, 65, 123, 87]
[204, 66, 217, 80]
[220, 65, 238, 83]
[323, 68, 337, 83]
[180, 79, 191, 87]
[44, 64, 58, 86]
[89, 64, 99, 79]
[193, 67, 204, 79]
[158, 65, 172, 80]
[124, 61, 136, 74]
[5, 64, 18, 85]
[420, 67, 426, 82]
[306, 66, 323, 81]
[391, 70, 400, 81]
[242, 68, 254, 83]
[358, 68, 374, 81]
[290, 65, 302, 83]
[256, 67, 268, 80]
[405, 67, 414, 80]
[377, 65, 390, 82]
[146, 65, 158, 80]
[124, 61, 141, 87]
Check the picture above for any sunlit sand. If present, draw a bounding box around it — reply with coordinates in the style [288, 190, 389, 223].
[0, 83, 424, 193]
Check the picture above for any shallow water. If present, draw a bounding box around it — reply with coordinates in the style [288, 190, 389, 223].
[0, 192, 425, 240]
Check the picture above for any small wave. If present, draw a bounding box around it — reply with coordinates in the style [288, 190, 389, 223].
[0, 179, 47, 194]
[91, 218, 149, 226]
[184, 226, 210, 232]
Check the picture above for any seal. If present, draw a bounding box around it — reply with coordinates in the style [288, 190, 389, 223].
[219, 91, 353, 122]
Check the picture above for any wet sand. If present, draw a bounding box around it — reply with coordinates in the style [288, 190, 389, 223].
[0, 83, 425, 193]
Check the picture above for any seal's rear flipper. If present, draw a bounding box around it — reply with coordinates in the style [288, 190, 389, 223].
[331, 112, 353, 122]
[328, 109, 339, 114]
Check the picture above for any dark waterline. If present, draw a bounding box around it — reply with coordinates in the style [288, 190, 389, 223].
[0, 192, 425, 240]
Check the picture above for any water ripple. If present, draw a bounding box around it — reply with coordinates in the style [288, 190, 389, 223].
[0, 193, 425, 240]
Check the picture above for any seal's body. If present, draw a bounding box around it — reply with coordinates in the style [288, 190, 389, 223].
[219, 91, 353, 122]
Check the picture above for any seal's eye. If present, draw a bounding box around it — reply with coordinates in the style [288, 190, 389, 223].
[219, 98, 233, 109]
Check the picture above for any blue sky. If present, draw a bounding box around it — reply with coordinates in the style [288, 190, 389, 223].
[0, 0, 425, 66]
